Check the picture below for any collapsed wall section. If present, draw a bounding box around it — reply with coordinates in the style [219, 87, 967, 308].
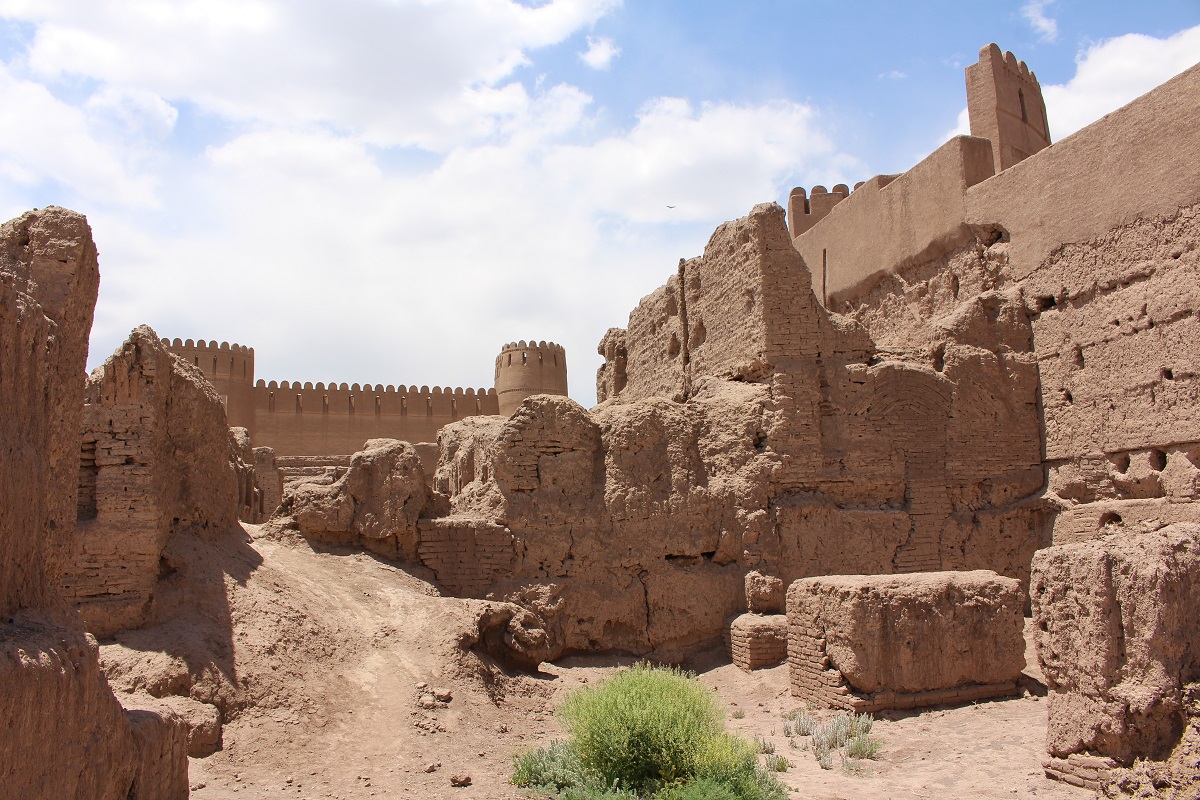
[787, 571, 1025, 712]
[1031, 525, 1200, 789]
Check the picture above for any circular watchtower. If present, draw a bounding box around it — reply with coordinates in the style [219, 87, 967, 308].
[494, 340, 568, 416]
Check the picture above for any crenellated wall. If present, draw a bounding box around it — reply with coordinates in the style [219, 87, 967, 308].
[252, 380, 499, 456]
[786, 183, 864, 239]
[163, 338, 255, 436]
[966, 43, 1051, 171]
[160, 339, 555, 457]
[495, 339, 569, 416]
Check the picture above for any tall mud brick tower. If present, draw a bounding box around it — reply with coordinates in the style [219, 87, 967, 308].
[495, 340, 569, 415]
[967, 42, 1052, 170]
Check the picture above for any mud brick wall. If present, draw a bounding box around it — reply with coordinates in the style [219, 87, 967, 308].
[66, 402, 166, 635]
[417, 520, 516, 598]
[1031, 525, 1200, 767]
[787, 571, 1025, 712]
[1028, 205, 1200, 544]
[729, 613, 787, 671]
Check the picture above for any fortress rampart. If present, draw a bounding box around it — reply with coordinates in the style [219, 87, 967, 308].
[251, 380, 499, 455]
[785, 46, 1200, 551]
[793, 48, 1200, 308]
[163, 339, 564, 456]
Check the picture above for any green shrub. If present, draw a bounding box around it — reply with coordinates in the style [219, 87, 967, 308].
[517, 665, 788, 800]
[653, 778, 740, 800]
[764, 754, 788, 772]
[512, 740, 589, 791]
[559, 664, 724, 792]
[558, 782, 641, 800]
[844, 732, 883, 760]
[692, 735, 787, 800]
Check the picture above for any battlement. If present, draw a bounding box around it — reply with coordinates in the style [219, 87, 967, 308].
[254, 381, 495, 396]
[253, 381, 497, 418]
[967, 42, 1051, 171]
[786, 183, 866, 239]
[162, 337, 255, 384]
[494, 340, 569, 416]
[163, 337, 253, 356]
[498, 340, 566, 356]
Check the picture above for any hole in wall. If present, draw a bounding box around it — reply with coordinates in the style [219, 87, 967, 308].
[1161, 367, 1174, 381]
[932, 344, 946, 372]
[690, 320, 707, 349]
[1098, 512, 1123, 529]
[1062, 389, 1073, 404]
[667, 333, 681, 359]
[949, 274, 960, 300]
[1149, 449, 1167, 472]
[1036, 296, 1057, 312]
[1112, 453, 1130, 474]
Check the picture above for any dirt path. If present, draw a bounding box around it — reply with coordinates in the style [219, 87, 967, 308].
[184, 533, 1093, 800]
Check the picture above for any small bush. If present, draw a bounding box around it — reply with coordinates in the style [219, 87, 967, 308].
[559, 782, 640, 800]
[512, 740, 588, 791]
[517, 665, 788, 800]
[764, 754, 788, 773]
[807, 713, 882, 770]
[844, 732, 883, 760]
[753, 737, 775, 755]
[792, 713, 818, 737]
[730, 709, 745, 719]
[559, 664, 724, 792]
[653, 778, 740, 800]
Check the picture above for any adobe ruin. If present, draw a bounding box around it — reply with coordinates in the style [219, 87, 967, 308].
[2, 41, 1199, 798]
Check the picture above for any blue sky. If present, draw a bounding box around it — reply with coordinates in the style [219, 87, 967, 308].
[1, 1, 1197, 408]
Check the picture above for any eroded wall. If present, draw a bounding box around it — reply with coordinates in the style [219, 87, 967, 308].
[65, 326, 241, 637]
[0, 208, 186, 799]
[387, 202, 1048, 658]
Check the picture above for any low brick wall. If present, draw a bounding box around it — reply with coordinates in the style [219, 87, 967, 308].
[1041, 754, 1119, 791]
[417, 519, 515, 598]
[729, 614, 787, 671]
[787, 571, 1025, 712]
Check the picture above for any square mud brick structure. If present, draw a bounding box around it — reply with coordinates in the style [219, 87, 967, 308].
[1032, 525, 1200, 790]
[787, 571, 1025, 712]
[729, 614, 787, 671]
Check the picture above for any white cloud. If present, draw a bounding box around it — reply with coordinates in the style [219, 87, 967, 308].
[579, 35, 620, 70]
[942, 106, 970, 142]
[0, 64, 161, 211]
[1043, 25, 1200, 139]
[1021, 0, 1058, 44]
[11, 0, 622, 150]
[78, 92, 858, 405]
[0, 0, 860, 408]
[878, 70, 907, 80]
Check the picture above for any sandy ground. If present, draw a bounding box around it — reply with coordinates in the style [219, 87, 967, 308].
[182, 530, 1093, 800]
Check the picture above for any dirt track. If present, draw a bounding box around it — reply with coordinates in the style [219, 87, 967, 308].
[175, 529, 1090, 800]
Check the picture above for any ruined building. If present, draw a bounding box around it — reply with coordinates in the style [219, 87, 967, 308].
[3, 39, 1198, 798]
